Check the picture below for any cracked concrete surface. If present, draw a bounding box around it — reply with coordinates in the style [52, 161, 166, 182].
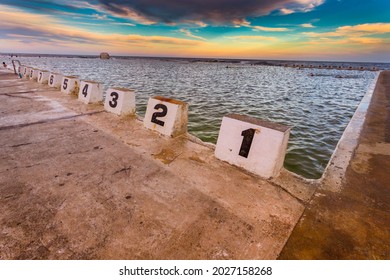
[0, 69, 312, 259]
[2, 68, 388, 260]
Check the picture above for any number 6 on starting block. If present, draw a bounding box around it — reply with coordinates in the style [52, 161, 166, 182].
[49, 73, 64, 88]
[215, 114, 290, 179]
[143, 96, 188, 137]
[78, 81, 103, 104]
[104, 87, 136, 115]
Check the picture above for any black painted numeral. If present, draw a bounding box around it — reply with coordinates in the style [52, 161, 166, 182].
[82, 84, 88, 97]
[239, 128, 256, 158]
[50, 75, 54, 85]
[63, 79, 68, 90]
[24, 68, 27, 74]
[151, 104, 168, 127]
[30, 70, 33, 76]
[109, 92, 119, 108]
[39, 72, 42, 81]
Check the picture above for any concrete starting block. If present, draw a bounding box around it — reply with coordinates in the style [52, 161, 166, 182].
[61, 76, 80, 95]
[215, 114, 290, 179]
[144, 96, 188, 137]
[24, 67, 31, 79]
[104, 87, 136, 116]
[78, 81, 103, 104]
[38, 70, 50, 84]
[29, 69, 39, 81]
[20, 66, 27, 77]
[49, 73, 63, 88]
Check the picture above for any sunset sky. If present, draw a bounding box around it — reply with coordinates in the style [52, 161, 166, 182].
[0, 0, 389, 62]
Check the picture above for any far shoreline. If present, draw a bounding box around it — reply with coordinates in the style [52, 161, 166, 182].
[1, 52, 389, 68]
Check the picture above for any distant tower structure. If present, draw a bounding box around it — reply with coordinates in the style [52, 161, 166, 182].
[99, 52, 110, 59]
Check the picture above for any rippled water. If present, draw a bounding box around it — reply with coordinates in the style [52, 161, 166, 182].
[14, 56, 379, 178]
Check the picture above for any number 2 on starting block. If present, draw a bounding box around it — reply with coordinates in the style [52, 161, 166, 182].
[143, 96, 188, 137]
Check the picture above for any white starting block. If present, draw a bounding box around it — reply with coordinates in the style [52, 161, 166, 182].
[48, 73, 63, 88]
[24, 67, 31, 79]
[104, 87, 136, 115]
[20, 66, 27, 77]
[61, 76, 80, 95]
[38, 70, 50, 84]
[144, 96, 188, 137]
[29, 69, 39, 81]
[78, 81, 103, 104]
[215, 114, 290, 179]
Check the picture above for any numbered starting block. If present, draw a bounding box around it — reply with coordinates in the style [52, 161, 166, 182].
[215, 114, 290, 179]
[104, 87, 136, 115]
[48, 73, 63, 88]
[38, 70, 50, 84]
[78, 81, 103, 104]
[29, 69, 39, 81]
[144, 96, 188, 137]
[61, 76, 80, 95]
[19, 65, 26, 77]
[20, 65, 27, 77]
[24, 67, 31, 79]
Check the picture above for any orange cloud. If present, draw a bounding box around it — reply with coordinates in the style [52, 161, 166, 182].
[304, 23, 390, 38]
[0, 4, 207, 52]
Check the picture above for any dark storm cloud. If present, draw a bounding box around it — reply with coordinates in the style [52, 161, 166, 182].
[95, 0, 313, 24]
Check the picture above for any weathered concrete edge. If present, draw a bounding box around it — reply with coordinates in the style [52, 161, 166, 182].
[319, 72, 380, 192]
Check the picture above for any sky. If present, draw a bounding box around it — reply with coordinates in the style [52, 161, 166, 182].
[0, 0, 389, 62]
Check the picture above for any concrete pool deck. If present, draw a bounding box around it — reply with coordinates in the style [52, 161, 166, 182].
[0, 68, 388, 259]
[280, 71, 390, 259]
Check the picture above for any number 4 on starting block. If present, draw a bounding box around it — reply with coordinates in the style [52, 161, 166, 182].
[78, 81, 103, 104]
[215, 114, 290, 179]
[143, 96, 188, 137]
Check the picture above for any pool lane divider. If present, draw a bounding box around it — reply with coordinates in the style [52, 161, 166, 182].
[18, 65, 291, 179]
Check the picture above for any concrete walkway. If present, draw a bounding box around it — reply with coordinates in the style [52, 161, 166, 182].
[1, 68, 388, 260]
[280, 71, 390, 259]
[0, 68, 313, 259]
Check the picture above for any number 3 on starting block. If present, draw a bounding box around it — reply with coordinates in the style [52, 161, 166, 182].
[143, 96, 188, 137]
[104, 87, 136, 115]
[215, 114, 290, 179]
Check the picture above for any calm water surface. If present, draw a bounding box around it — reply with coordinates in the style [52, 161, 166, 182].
[18, 57, 379, 178]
